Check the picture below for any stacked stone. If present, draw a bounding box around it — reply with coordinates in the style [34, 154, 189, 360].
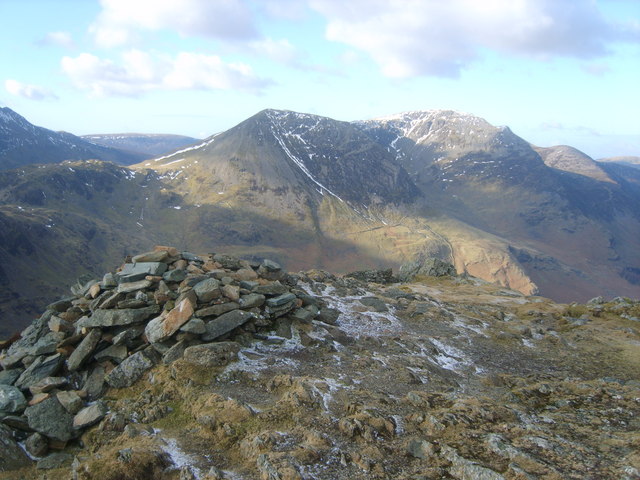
[0, 246, 325, 468]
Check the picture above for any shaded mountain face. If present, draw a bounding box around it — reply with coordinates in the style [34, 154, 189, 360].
[81, 133, 200, 157]
[0, 108, 146, 170]
[0, 108, 638, 336]
[356, 110, 640, 302]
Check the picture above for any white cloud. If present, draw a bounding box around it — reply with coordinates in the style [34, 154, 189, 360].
[248, 37, 299, 65]
[4, 79, 58, 101]
[61, 50, 269, 97]
[39, 31, 75, 49]
[90, 0, 258, 47]
[309, 0, 637, 78]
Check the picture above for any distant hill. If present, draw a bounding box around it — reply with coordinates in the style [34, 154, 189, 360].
[0, 107, 146, 170]
[598, 155, 640, 170]
[82, 133, 200, 157]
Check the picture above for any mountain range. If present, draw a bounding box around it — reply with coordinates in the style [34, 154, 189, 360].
[0, 107, 638, 337]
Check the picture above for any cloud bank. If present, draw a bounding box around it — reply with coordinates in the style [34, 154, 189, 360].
[309, 0, 638, 78]
[61, 50, 269, 97]
[4, 79, 58, 101]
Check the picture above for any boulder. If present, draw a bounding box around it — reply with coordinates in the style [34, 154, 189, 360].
[163, 268, 187, 283]
[15, 353, 64, 390]
[94, 344, 129, 363]
[73, 401, 107, 429]
[253, 282, 289, 296]
[56, 390, 83, 414]
[0, 424, 32, 471]
[25, 396, 76, 442]
[0, 384, 27, 415]
[145, 298, 195, 343]
[266, 293, 296, 307]
[132, 250, 170, 263]
[105, 350, 157, 388]
[346, 268, 396, 284]
[28, 376, 68, 395]
[193, 278, 221, 303]
[202, 310, 255, 341]
[25, 432, 49, 457]
[0, 368, 21, 386]
[77, 306, 160, 328]
[183, 342, 241, 367]
[117, 262, 167, 283]
[399, 257, 456, 281]
[359, 296, 389, 312]
[195, 302, 240, 318]
[239, 293, 266, 309]
[180, 317, 206, 334]
[117, 279, 153, 293]
[66, 328, 102, 371]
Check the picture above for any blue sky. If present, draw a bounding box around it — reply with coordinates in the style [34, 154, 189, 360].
[1, 0, 638, 159]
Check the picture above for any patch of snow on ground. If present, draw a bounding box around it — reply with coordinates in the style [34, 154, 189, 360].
[160, 437, 204, 479]
[302, 283, 403, 338]
[430, 338, 474, 372]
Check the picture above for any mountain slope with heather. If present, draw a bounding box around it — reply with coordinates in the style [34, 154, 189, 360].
[0, 247, 638, 479]
[0, 108, 638, 337]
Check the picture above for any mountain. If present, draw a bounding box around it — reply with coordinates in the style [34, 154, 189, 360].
[1, 246, 638, 478]
[0, 108, 146, 170]
[0, 108, 638, 337]
[81, 133, 200, 157]
[355, 110, 640, 302]
[598, 155, 640, 170]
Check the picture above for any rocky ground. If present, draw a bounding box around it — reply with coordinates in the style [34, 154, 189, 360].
[1, 247, 639, 479]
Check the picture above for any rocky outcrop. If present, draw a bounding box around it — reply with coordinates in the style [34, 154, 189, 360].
[0, 245, 325, 468]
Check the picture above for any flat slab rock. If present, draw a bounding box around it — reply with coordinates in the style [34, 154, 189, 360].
[105, 350, 157, 388]
[24, 396, 76, 442]
[183, 342, 241, 367]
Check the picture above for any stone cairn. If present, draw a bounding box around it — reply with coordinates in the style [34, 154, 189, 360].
[0, 246, 334, 468]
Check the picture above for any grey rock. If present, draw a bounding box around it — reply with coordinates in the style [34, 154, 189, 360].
[359, 296, 389, 312]
[183, 342, 241, 367]
[117, 262, 167, 283]
[102, 272, 118, 288]
[97, 291, 126, 309]
[195, 302, 240, 318]
[182, 252, 203, 263]
[266, 300, 297, 319]
[25, 396, 75, 442]
[132, 250, 170, 263]
[28, 331, 65, 356]
[202, 310, 255, 341]
[213, 253, 242, 269]
[46, 298, 73, 313]
[180, 317, 206, 334]
[193, 278, 221, 303]
[399, 257, 456, 281]
[105, 350, 157, 388]
[70, 277, 99, 296]
[266, 293, 296, 307]
[406, 438, 435, 459]
[253, 282, 288, 296]
[441, 445, 505, 480]
[36, 452, 73, 470]
[117, 279, 153, 293]
[0, 423, 32, 471]
[15, 353, 64, 390]
[240, 280, 260, 290]
[0, 384, 27, 415]
[77, 306, 160, 328]
[346, 268, 396, 284]
[0, 368, 21, 385]
[28, 376, 68, 395]
[56, 390, 83, 414]
[25, 432, 49, 457]
[239, 293, 266, 309]
[260, 259, 282, 272]
[73, 401, 107, 429]
[290, 308, 315, 323]
[162, 339, 194, 365]
[67, 328, 102, 371]
[112, 325, 145, 345]
[1, 415, 32, 432]
[83, 365, 106, 401]
[163, 268, 187, 283]
[94, 344, 129, 363]
[116, 298, 149, 309]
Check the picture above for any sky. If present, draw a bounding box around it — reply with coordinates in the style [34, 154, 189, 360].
[0, 0, 639, 159]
